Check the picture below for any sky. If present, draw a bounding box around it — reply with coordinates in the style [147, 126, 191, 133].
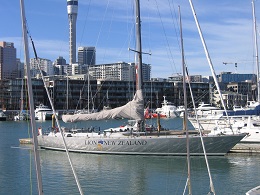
[1, 0, 260, 78]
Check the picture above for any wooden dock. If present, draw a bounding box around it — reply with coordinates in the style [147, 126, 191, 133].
[230, 143, 260, 153]
[19, 138, 32, 144]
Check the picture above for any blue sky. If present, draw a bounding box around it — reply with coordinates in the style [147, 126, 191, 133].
[1, 0, 260, 78]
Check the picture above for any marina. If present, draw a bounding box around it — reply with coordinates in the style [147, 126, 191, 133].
[1, 0, 260, 194]
[1, 119, 260, 194]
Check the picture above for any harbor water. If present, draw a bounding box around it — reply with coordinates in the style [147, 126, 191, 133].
[0, 118, 259, 195]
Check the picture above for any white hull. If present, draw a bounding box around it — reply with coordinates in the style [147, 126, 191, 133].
[246, 185, 260, 195]
[38, 131, 246, 156]
[35, 104, 57, 121]
[204, 117, 260, 143]
[0, 110, 7, 121]
[35, 111, 53, 121]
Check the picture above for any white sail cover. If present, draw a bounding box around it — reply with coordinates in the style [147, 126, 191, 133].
[62, 89, 144, 123]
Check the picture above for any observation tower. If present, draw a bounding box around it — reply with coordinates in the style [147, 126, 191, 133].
[67, 0, 78, 65]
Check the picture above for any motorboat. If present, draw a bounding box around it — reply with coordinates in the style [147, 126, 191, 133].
[14, 110, 30, 121]
[35, 104, 57, 121]
[195, 102, 220, 117]
[0, 109, 7, 121]
[154, 96, 178, 118]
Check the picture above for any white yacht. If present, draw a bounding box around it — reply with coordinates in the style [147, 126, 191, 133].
[155, 96, 178, 118]
[208, 116, 260, 143]
[35, 104, 57, 121]
[188, 102, 224, 130]
[0, 109, 7, 121]
[195, 102, 221, 117]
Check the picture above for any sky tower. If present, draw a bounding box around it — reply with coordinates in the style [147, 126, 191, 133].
[67, 0, 78, 65]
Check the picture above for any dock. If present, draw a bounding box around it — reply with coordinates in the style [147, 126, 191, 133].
[19, 138, 32, 144]
[230, 143, 260, 153]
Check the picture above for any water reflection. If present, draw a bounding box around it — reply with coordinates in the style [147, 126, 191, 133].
[40, 150, 251, 195]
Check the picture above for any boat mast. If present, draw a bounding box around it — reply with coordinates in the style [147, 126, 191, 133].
[188, 1, 216, 194]
[20, 0, 43, 194]
[66, 72, 69, 110]
[20, 78, 24, 114]
[88, 66, 90, 113]
[179, 6, 192, 195]
[188, 0, 231, 128]
[134, 0, 145, 130]
[252, 0, 260, 102]
[135, 0, 143, 92]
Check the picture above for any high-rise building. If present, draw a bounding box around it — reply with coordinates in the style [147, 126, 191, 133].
[88, 62, 132, 81]
[0, 41, 17, 80]
[87, 62, 151, 81]
[16, 58, 25, 78]
[78, 46, 96, 65]
[54, 56, 67, 65]
[67, 0, 78, 65]
[53, 56, 67, 75]
[30, 58, 53, 77]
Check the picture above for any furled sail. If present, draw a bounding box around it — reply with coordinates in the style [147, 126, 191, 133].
[62, 89, 144, 123]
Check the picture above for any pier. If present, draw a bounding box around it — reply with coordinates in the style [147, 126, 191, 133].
[19, 138, 32, 144]
[230, 143, 260, 153]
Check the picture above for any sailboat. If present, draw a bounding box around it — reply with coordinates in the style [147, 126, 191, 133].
[14, 78, 30, 121]
[37, 0, 246, 156]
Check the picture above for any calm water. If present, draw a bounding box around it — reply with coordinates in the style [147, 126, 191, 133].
[0, 119, 259, 195]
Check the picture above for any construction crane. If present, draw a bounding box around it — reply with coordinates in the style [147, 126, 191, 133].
[223, 62, 238, 73]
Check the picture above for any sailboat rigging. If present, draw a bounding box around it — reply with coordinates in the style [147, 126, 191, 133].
[20, 0, 43, 193]
[180, 2, 217, 194]
[20, 0, 84, 194]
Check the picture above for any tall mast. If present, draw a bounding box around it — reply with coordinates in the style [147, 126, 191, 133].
[252, 0, 260, 102]
[188, 1, 217, 194]
[135, 0, 143, 91]
[179, 6, 192, 195]
[20, 78, 24, 114]
[20, 0, 43, 194]
[188, 0, 231, 128]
